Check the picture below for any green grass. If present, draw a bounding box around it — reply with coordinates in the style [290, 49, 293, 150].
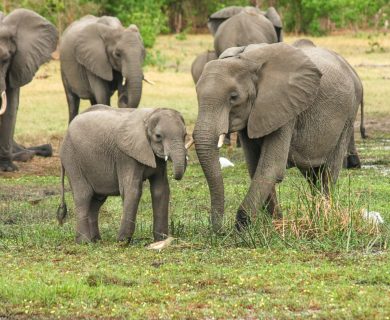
[1, 33, 390, 319]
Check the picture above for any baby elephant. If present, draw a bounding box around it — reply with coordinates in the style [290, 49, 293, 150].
[57, 105, 188, 243]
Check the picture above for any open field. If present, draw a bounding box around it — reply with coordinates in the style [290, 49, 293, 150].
[1, 33, 390, 319]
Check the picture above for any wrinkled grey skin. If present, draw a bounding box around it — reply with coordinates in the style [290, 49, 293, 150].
[210, 6, 283, 56]
[57, 105, 187, 244]
[0, 9, 58, 172]
[293, 39, 366, 168]
[60, 15, 146, 122]
[193, 42, 363, 231]
[191, 50, 218, 84]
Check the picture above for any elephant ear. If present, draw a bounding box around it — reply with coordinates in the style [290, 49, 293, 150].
[116, 111, 156, 168]
[265, 7, 283, 42]
[74, 23, 113, 81]
[3, 9, 58, 88]
[242, 43, 322, 139]
[207, 6, 244, 35]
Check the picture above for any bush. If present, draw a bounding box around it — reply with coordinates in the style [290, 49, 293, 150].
[101, 0, 168, 48]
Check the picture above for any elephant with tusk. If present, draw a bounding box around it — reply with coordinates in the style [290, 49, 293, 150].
[60, 15, 150, 123]
[193, 41, 364, 232]
[0, 9, 58, 172]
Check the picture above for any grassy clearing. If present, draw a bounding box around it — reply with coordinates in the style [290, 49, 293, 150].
[1, 33, 390, 319]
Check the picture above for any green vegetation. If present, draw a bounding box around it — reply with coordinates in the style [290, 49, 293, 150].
[1, 33, 390, 318]
[2, 1, 389, 47]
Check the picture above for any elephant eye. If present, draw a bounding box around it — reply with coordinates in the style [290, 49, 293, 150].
[229, 92, 239, 104]
[154, 133, 162, 141]
[113, 50, 121, 58]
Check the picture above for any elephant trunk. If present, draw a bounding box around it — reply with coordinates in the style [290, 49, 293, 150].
[0, 91, 7, 116]
[167, 140, 186, 180]
[193, 120, 224, 232]
[119, 54, 143, 109]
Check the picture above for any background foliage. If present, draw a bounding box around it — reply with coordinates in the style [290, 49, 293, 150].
[1, 0, 389, 47]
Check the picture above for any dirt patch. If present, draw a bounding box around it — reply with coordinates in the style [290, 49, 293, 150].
[0, 154, 61, 179]
[361, 116, 390, 134]
[0, 184, 65, 202]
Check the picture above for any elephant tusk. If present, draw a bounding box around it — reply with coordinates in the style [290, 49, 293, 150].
[143, 77, 155, 85]
[185, 137, 194, 150]
[186, 155, 189, 161]
[165, 155, 168, 162]
[122, 78, 126, 86]
[217, 134, 225, 149]
[0, 91, 7, 116]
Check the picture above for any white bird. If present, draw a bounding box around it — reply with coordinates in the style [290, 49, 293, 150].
[361, 209, 384, 225]
[146, 237, 175, 251]
[219, 157, 234, 169]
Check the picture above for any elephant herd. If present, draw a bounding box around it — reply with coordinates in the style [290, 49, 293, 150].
[0, 7, 368, 243]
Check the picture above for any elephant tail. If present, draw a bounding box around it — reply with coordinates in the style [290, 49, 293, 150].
[56, 163, 68, 226]
[360, 88, 368, 139]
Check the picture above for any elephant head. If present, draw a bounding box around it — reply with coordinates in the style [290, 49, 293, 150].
[74, 23, 145, 109]
[0, 9, 58, 115]
[117, 109, 188, 180]
[193, 43, 321, 230]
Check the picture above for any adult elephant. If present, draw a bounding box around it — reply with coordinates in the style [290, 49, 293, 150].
[191, 6, 282, 86]
[204, 6, 282, 146]
[60, 15, 146, 122]
[0, 9, 58, 172]
[209, 6, 282, 56]
[193, 41, 363, 231]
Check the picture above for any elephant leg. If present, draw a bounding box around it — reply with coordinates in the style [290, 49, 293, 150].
[117, 169, 143, 242]
[87, 72, 111, 106]
[88, 194, 107, 241]
[62, 74, 81, 123]
[239, 130, 280, 218]
[236, 122, 294, 229]
[345, 130, 361, 169]
[67, 92, 80, 123]
[12, 140, 52, 160]
[323, 121, 355, 195]
[89, 98, 97, 106]
[0, 87, 20, 172]
[149, 167, 170, 241]
[74, 191, 94, 244]
[265, 186, 282, 219]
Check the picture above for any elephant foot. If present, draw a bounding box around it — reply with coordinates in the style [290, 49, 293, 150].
[346, 154, 361, 169]
[91, 234, 102, 242]
[235, 209, 251, 231]
[27, 144, 53, 157]
[117, 235, 132, 244]
[0, 158, 19, 172]
[12, 150, 35, 162]
[75, 233, 93, 244]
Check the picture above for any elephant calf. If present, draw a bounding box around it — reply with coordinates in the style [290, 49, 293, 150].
[57, 105, 188, 244]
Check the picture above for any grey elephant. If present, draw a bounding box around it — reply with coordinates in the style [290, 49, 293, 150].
[191, 6, 283, 87]
[209, 6, 283, 56]
[192, 41, 364, 231]
[0, 9, 58, 172]
[60, 15, 146, 122]
[57, 105, 188, 243]
[203, 6, 283, 146]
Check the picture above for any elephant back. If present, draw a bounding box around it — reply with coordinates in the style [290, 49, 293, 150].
[214, 11, 277, 56]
